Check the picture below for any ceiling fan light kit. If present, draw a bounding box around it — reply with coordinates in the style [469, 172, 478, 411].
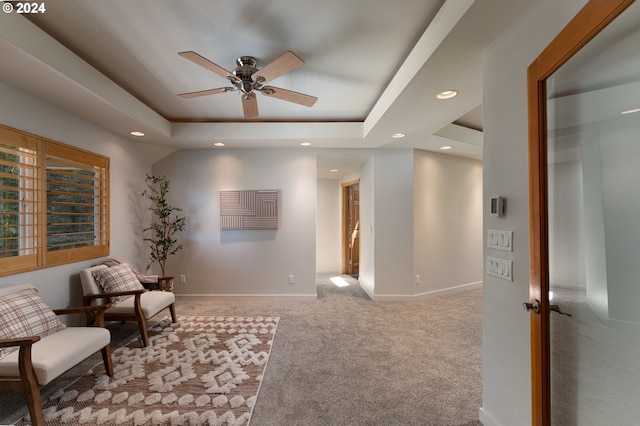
[178, 50, 318, 118]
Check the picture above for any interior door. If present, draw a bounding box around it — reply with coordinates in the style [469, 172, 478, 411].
[349, 184, 360, 275]
[526, 1, 636, 424]
[342, 180, 360, 276]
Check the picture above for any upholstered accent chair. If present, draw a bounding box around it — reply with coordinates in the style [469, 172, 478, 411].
[0, 283, 113, 425]
[80, 264, 177, 347]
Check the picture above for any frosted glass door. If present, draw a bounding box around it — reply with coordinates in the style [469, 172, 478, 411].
[546, 2, 640, 423]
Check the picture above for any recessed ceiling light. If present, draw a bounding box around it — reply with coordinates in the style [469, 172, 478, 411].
[437, 90, 458, 100]
[130, 131, 145, 137]
[300, 141, 312, 146]
[392, 133, 406, 139]
[621, 108, 640, 115]
[330, 169, 339, 173]
[440, 145, 453, 150]
[213, 142, 225, 147]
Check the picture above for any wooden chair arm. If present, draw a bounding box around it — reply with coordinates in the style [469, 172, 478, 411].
[82, 289, 144, 305]
[1, 335, 42, 421]
[0, 335, 40, 349]
[53, 304, 111, 316]
[54, 304, 113, 328]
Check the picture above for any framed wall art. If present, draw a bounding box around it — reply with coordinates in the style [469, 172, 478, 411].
[220, 190, 279, 230]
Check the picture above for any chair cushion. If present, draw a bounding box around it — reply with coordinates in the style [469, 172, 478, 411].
[91, 263, 145, 304]
[106, 290, 175, 319]
[0, 327, 110, 385]
[0, 287, 65, 360]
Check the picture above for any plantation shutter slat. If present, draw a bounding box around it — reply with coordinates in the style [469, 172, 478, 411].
[0, 126, 39, 274]
[45, 142, 109, 266]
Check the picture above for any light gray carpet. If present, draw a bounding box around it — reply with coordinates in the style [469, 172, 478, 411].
[0, 275, 482, 425]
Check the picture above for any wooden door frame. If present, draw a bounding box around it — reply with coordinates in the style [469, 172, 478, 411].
[341, 179, 360, 274]
[527, 1, 634, 424]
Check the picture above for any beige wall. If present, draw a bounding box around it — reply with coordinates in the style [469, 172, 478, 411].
[360, 149, 483, 300]
[316, 179, 342, 274]
[414, 150, 483, 296]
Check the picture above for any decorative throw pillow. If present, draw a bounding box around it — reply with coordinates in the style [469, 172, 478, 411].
[0, 287, 66, 360]
[91, 263, 144, 304]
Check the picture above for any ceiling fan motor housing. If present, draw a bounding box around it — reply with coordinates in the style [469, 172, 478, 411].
[233, 56, 261, 93]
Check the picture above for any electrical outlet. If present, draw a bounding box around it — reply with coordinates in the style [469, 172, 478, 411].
[415, 274, 421, 286]
[288, 275, 294, 285]
[179, 274, 186, 284]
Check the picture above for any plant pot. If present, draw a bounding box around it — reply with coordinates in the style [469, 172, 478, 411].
[158, 276, 174, 292]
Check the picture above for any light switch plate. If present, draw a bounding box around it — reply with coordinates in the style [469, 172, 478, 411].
[487, 230, 513, 252]
[486, 256, 513, 281]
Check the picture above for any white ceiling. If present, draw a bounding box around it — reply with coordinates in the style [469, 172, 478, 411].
[0, 0, 535, 177]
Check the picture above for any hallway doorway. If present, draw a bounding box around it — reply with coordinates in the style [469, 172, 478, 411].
[341, 180, 360, 277]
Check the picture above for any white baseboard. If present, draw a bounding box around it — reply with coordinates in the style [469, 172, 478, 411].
[478, 407, 498, 426]
[414, 281, 483, 299]
[550, 281, 586, 291]
[174, 281, 483, 302]
[175, 293, 317, 301]
[371, 281, 483, 301]
[359, 280, 375, 299]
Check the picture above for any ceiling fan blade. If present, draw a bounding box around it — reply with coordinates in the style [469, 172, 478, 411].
[253, 51, 304, 84]
[177, 87, 234, 98]
[242, 94, 259, 118]
[178, 51, 234, 79]
[262, 86, 317, 107]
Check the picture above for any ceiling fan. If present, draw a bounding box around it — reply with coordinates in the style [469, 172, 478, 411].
[177, 50, 318, 118]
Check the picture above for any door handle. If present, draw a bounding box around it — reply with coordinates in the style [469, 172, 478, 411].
[550, 304, 572, 317]
[522, 299, 541, 314]
[521, 300, 572, 317]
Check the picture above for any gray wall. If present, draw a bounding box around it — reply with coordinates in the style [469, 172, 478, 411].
[0, 81, 156, 316]
[146, 146, 482, 300]
[548, 155, 586, 290]
[598, 118, 640, 324]
[152, 148, 318, 298]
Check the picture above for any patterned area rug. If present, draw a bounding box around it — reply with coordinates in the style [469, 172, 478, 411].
[19, 316, 278, 425]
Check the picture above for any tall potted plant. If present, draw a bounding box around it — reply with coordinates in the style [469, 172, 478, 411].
[141, 174, 186, 285]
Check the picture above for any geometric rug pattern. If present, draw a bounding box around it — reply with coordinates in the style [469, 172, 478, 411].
[18, 316, 278, 425]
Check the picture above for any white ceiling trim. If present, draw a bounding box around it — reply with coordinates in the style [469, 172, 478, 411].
[0, 12, 171, 138]
[0, 1, 475, 148]
[364, 0, 475, 136]
[172, 121, 364, 144]
[433, 123, 483, 147]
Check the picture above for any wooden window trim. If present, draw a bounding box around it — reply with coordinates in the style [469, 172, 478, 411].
[0, 124, 109, 276]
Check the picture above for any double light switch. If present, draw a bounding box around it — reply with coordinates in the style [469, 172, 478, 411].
[487, 229, 513, 282]
[487, 229, 513, 252]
